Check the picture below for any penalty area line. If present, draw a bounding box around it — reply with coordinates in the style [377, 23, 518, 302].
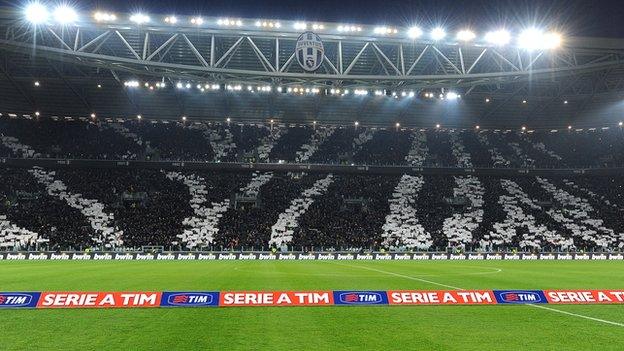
[335, 262, 624, 328]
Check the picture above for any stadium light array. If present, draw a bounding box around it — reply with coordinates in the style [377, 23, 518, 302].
[484, 29, 511, 45]
[90, 113, 96, 118]
[436, 124, 441, 128]
[25, 3, 48, 24]
[19, 6, 572, 52]
[53, 5, 78, 24]
[218, 18, 243, 26]
[619, 122, 623, 127]
[407, 27, 423, 39]
[129, 13, 150, 24]
[456, 29, 476, 42]
[256, 21, 280, 28]
[430, 27, 446, 40]
[374, 26, 398, 35]
[94, 11, 116, 22]
[35, 111, 40, 116]
[337, 25, 362, 32]
[34, 81, 40, 87]
[137, 114, 142, 119]
[124, 80, 140, 88]
[293, 22, 307, 30]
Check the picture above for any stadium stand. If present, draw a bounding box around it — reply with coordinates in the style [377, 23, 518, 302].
[0, 116, 623, 252]
[0, 116, 623, 168]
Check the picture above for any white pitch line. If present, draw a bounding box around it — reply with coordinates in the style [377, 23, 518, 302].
[334, 262, 464, 290]
[337, 262, 624, 328]
[529, 304, 624, 327]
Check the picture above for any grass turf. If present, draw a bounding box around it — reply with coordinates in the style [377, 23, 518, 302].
[0, 260, 623, 350]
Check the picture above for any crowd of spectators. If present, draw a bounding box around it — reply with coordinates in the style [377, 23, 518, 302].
[0, 116, 623, 168]
[0, 167, 622, 252]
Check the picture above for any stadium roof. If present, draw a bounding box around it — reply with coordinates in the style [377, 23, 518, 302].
[1, 6, 624, 128]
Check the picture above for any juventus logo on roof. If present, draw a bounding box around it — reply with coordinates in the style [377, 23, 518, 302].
[295, 32, 324, 72]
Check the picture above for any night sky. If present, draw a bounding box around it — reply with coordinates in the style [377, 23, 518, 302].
[11, 0, 619, 38]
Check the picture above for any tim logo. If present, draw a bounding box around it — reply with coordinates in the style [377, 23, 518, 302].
[167, 293, 213, 306]
[295, 32, 324, 72]
[334, 291, 388, 305]
[161, 292, 218, 307]
[494, 290, 546, 304]
[0, 293, 36, 308]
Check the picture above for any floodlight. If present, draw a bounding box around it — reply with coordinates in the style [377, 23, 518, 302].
[25, 3, 49, 24]
[446, 92, 459, 100]
[53, 6, 78, 24]
[518, 29, 561, 50]
[431, 27, 446, 40]
[484, 30, 511, 45]
[164, 16, 177, 24]
[456, 30, 476, 42]
[544, 32, 562, 49]
[94, 12, 116, 22]
[130, 13, 149, 24]
[407, 27, 423, 39]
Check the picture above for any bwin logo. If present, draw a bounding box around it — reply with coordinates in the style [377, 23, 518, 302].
[296, 32, 324, 72]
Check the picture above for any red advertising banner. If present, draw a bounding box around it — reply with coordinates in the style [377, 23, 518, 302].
[219, 291, 334, 307]
[388, 290, 496, 305]
[543, 290, 624, 304]
[37, 292, 162, 308]
[0, 289, 622, 309]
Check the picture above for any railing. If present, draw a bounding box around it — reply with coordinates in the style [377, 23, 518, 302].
[1, 157, 623, 176]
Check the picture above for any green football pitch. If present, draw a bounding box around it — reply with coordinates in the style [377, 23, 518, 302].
[0, 260, 623, 350]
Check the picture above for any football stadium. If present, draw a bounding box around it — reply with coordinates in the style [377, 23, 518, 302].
[0, 0, 623, 349]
